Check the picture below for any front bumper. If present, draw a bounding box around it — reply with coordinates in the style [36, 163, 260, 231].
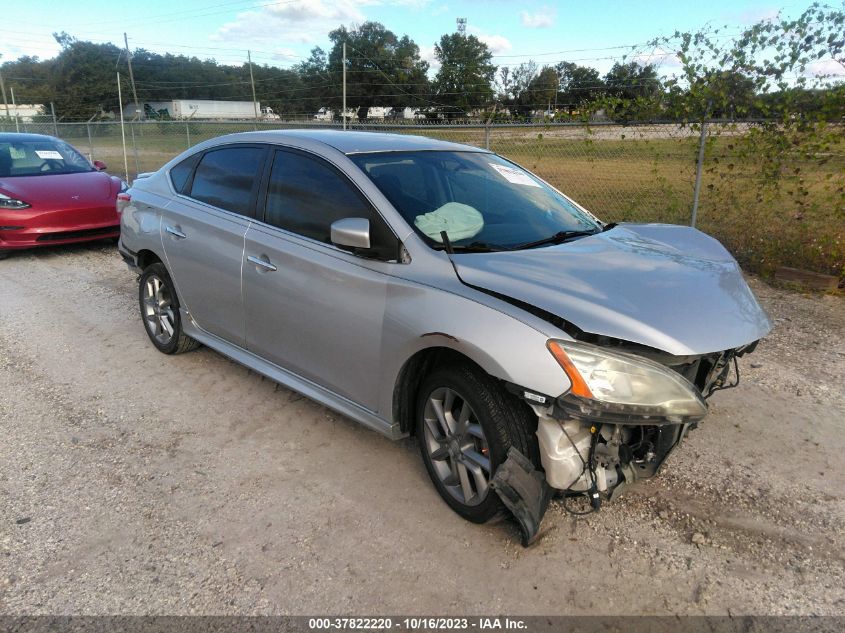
[0, 207, 120, 252]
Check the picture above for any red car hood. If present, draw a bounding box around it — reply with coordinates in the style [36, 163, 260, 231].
[0, 171, 116, 207]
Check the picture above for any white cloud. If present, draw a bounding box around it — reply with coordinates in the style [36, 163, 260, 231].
[431, 4, 449, 16]
[480, 34, 512, 54]
[213, 0, 367, 46]
[520, 7, 556, 29]
[630, 46, 682, 72]
[736, 7, 781, 24]
[805, 58, 845, 78]
[0, 36, 61, 64]
[212, 0, 433, 51]
[418, 44, 440, 71]
[466, 26, 512, 54]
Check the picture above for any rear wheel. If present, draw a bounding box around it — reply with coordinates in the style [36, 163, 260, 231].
[138, 262, 199, 355]
[0, 250, 10, 261]
[416, 364, 537, 523]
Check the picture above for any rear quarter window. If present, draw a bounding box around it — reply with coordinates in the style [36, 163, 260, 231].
[169, 153, 200, 194]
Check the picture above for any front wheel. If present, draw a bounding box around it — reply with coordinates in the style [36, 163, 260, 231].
[138, 262, 199, 355]
[416, 364, 537, 523]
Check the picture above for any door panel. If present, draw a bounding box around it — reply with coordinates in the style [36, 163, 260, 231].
[243, 224, 388, 412]
[161, 198, 249, 346]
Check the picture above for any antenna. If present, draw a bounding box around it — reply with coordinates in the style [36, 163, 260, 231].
[456, 18, 467, 36]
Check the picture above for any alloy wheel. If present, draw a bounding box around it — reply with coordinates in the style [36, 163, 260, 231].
[141, 274, 177, 345]
[421, 387, 492, 506]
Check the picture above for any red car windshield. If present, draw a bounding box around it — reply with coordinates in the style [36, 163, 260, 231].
[0, 139, 94, 177]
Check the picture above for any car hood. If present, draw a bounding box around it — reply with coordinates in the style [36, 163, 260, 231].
[0, 171, 116, 206]
[453, 224, 772, 356]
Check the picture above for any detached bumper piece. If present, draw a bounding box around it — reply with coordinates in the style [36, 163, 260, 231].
[491, 447, 553, 547]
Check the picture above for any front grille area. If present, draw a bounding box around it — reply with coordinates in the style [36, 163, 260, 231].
[36, 226, 119, 242]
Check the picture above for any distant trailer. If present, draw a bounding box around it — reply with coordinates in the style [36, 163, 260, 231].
[126, 99, 261, 120]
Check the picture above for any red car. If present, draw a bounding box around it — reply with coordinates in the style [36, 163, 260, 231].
[0, 133, 125, 259]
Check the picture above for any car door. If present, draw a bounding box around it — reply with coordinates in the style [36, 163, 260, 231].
[242, 148, 400, 412]
[161, 144, 267, 347]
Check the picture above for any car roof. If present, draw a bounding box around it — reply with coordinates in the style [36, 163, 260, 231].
[0, 132, 60, 143]
[212, 129, 487, 155]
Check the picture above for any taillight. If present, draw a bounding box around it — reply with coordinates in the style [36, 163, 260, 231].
[116, 192, 131, 214]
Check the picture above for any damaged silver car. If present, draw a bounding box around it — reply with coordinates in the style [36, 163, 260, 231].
[118, 130, 771, 544]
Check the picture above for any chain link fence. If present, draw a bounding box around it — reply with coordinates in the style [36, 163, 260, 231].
[2, 119, 842, 277]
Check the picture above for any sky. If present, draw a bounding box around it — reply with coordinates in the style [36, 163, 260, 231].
[0, 0, 840, 79]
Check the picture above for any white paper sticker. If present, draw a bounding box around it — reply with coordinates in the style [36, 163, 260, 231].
[35, 150, 63, 160]
[489, 163, 541, 187]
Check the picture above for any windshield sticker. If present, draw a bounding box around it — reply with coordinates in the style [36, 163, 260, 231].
[35, 150, 64, 160]
[489, 163, 541, 188]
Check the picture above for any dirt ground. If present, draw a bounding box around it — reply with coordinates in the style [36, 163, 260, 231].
[0, 242, 843, 616]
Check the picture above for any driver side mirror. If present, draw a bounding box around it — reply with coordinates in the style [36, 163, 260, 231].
[331, 217, 370, 250]
[93, 160, 107, 171]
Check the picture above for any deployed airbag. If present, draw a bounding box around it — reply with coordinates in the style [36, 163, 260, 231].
[414, 202, 484, 242]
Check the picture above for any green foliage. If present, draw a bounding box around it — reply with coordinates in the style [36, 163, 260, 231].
[328, 22, 429, 119]
[652, 2, 845, 277]
[433, 33, 496, 116]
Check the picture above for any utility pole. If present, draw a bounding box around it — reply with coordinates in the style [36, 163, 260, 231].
[0, 57, 10, 121]
[124, 33, 141, 120]
[247, 50, 259, 123]
[342, 42, 347, 130]
[117, 72, 129, 183]
[10, 86, 19, 132]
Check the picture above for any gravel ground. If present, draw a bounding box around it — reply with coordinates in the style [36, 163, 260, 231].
[0, 242, 843, 616]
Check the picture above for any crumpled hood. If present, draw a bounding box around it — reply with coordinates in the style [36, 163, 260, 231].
[453, 224, 772, 356]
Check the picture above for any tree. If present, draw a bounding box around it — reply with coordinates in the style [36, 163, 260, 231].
[49, 33, 124, 119]
[433, 33, 496, 117]
[604, 62, 662, 100]
[328, 21, 429, 121]
[554, 62, 603, 114]
[601, 61, 663, 121]
[294, 47, 332, 115]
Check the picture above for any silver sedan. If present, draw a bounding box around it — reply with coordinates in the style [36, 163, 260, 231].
[118, 130, 771, 544]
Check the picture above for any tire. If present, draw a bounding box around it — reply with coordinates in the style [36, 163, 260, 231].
[416, 363, 538, 523]
[0, 250, 10, 261]
[138, 262, 200, 355]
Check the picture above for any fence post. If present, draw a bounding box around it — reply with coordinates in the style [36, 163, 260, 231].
[86, 123, 94, 161]
[130, 121, 140, 177]
[50, 102, 59, 137]
[185, 121, 191, 149]
[690, 120, 708, 228]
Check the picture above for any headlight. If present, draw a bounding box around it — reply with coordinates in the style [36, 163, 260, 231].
[547, 339, 707, 422]
[0, 193, 31, 210]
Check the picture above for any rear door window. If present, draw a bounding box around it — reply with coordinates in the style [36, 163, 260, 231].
[188, 146, 265, 216]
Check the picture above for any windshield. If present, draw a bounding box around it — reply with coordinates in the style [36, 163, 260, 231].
[0, 138, 94, 177]
[349, 151, 600, 251]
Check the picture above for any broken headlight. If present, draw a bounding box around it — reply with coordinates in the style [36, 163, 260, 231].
[547, 340, 708, 423]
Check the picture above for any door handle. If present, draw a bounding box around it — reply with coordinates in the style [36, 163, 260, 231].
[165, 225, 187, 239]
[247, 254, 277, 272]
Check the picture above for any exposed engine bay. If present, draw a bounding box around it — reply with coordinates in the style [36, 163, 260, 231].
[496, 340, 760, 545]
[542, 341, 756, 493]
